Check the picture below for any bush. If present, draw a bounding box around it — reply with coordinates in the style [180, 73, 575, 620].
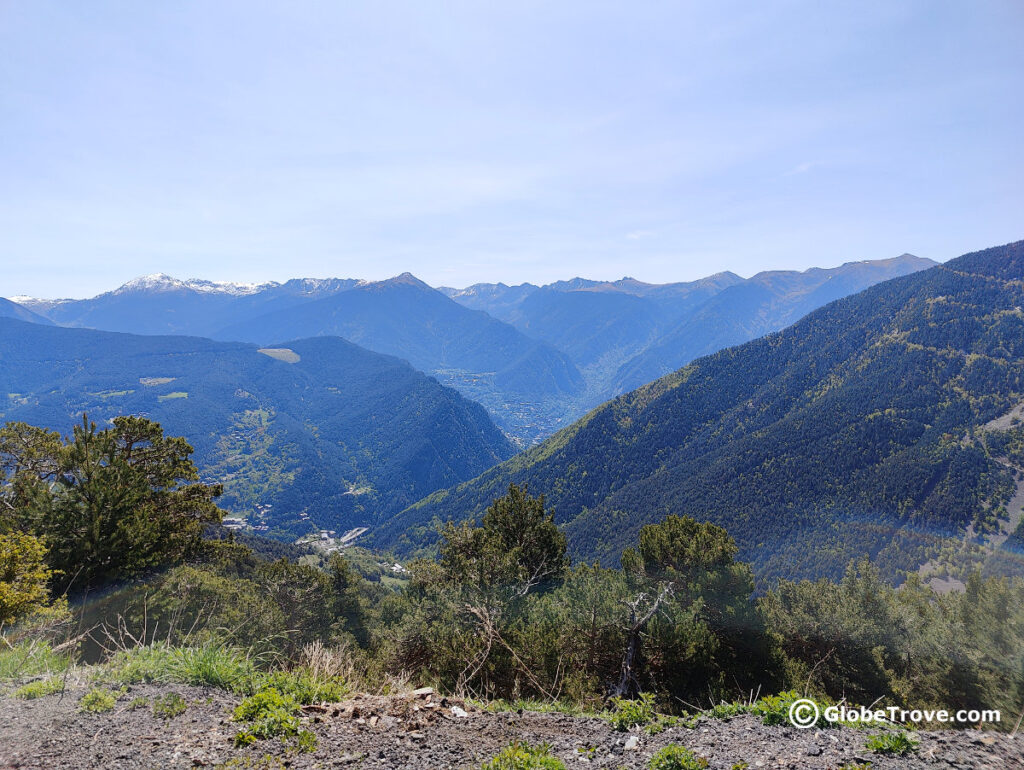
[865, 731, 919, 755]
[608, 692, 657, 731]
[648, 744, 708, 770]
[13, 676, 63, 699]
[0, 533, 53, 626]
[480, 742, 566, 770]
[79, 687, 118, 713]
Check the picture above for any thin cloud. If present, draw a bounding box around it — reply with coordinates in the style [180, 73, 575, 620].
[783, 162, 814, 177]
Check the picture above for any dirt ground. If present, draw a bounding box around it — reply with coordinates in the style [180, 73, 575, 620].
[0, 683, 1021, 769]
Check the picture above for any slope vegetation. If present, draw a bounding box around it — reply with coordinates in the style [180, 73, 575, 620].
[0, 319, 513, 537]
[381, 241, 1024, 583]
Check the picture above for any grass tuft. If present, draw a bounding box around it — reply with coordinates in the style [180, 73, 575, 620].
[865, 731, 919, 755]
[0, 640, 71, 681]
[648, 744, 709, 770]
[153, 692, 187, 719]
[13, 676, 64, 699]
[102, 642, 257, 692]
[480, 742, 566, 770]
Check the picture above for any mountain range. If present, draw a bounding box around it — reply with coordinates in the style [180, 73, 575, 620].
[13, 273, 583, 443]
[7, 242, 1024, 584]
[0, 318, 513, 538]
[443, 254, 936, 399]
[10, 255, 934, 445]
[379, 241, 1024, 584]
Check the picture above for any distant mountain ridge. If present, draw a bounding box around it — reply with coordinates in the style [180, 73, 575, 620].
[9, 254, 935, 443]
[378, 241, 1024, 585]
[214, 274, 586, 443]
[0, 297, 52, 326]
[0, 317, 514, 538]
[613, 254, 937, 392]
[15, 276, 361, 338]
[10, 273, 583, 443]
[443, 254, 936, 404]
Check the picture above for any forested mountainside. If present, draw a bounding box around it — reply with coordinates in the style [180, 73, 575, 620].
[613, 254, 938, 392]
[0, 297, 52, 326]
[380, 241, 1024, 584]
[0, 318, 513, 537]
[445, 256, 935, 406]
[214, 273, 585, 443]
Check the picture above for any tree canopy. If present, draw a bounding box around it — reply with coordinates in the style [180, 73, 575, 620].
[1, 415, 223, 591]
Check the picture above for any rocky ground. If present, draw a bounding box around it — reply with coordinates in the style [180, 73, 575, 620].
[0, 684, 1020, 769]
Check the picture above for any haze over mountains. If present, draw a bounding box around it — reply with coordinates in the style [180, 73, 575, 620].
[381, 242, 1024, 585]
[9, 254, 934, 444]
[443, 254, 936, 397]
[0, 297, 52, 326]
[6, 242, 1024, 586]
[0, 318, 513, 538]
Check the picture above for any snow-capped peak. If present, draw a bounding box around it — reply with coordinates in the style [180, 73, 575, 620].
[113, 274, 279, 296]
[115, 274, 186, 293]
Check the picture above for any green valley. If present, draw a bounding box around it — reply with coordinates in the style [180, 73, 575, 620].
[0, 321, 514, 538]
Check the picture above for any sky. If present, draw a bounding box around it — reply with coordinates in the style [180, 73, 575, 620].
[1, 1, 1022, 298]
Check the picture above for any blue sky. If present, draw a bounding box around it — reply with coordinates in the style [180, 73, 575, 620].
[2, 1, 1022, 298]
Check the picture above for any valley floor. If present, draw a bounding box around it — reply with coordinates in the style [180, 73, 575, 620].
[0, 683, 1019, 769]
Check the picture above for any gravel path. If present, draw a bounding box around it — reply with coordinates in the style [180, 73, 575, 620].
[0, 684, 1020, 769]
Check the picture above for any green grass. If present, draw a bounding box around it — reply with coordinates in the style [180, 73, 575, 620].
[0, 640, 71, 681]
[13, 676, 64, 699]
[102, 642, 257, 692]
[257, 668, 348, 704]
[98, 641, 352, 723]
[79, 687, 119, 713]
[170, 645, 258, 690]
[690, 690, 833, 730]
[607, 693, 658, 731]
[648, 744, 708, 770]
[480, 742, 566, 770]
[865, 731, 919, 756]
